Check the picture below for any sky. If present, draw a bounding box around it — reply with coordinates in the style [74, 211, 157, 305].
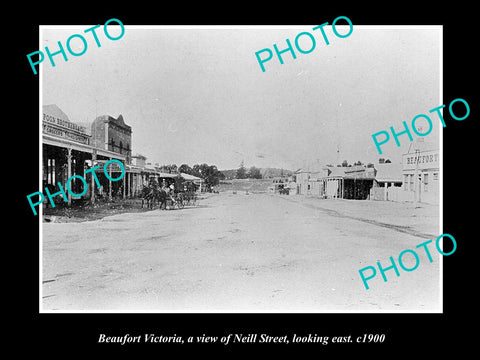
[41, 25, 441, 171]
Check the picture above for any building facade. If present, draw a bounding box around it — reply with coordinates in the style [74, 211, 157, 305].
[42, 105, 204, 210]
[91, 114, 132, 164]
[370, 161, 403, 201]
[42, 104, 129, 206]
[295, 161, 327, 195]
[296, 161, 405, 201]
[297, 163, 376, 200]
[400, 141, 440, 204]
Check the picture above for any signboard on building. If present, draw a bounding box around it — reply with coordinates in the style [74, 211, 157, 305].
[343, 165, 376, 179]
[402, 149, 439, 170]
[43, 113, 90, 145]
[94, 159, 124, 172]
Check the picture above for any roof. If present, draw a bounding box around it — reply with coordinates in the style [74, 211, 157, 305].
[325, 166, 347, 177]
[43, 104, 70, 121]
[157, 172, 180, 178]
[374, 162, 403, 182]
[125, 164, 143, 174]
[180, 173, 203, 181]
[43, 104, 88, 134]
[295, 160, 327, 174]
[93, 114, 131, 130]
[132, 153, 147, 160]
[143, 164, 157, 173]
[405, 139, 438, 154]
[343, 165, 367, 174]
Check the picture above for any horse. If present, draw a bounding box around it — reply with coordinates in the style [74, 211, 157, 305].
[141, 184, 167, 210]
[156, 188, 167, 209]
[141, 186, 154, 209]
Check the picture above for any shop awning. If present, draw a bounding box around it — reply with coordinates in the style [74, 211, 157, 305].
[180, 173, 204, 182]
[157, 172, 181, 178]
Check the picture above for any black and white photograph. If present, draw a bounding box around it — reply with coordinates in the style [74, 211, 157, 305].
[13, 5, 476, 355]
[38, 24, 442, 312]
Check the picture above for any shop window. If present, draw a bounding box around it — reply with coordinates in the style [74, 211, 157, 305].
[424, 173, 429, 192]
[433, 172, 438, 181]
[409, 174, 414, 191]
[403, 175, 408, 190]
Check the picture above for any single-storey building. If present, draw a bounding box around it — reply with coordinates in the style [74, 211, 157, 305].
[370, 161, 403, 201]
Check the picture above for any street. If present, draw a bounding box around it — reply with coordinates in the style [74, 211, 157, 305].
[42, 192, 441, 312]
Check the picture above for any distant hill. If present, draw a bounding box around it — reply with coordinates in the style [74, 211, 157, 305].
[261, 168, 294, 179]
[220, 167, 293, 179]
[216, 178, 272, 193]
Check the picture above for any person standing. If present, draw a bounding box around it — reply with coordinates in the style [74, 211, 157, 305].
[167, 183, 176, 205]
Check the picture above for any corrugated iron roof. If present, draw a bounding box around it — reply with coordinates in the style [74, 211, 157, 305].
[180, 173, 203, 181]
[157, 172, 180, 178]
[296, 160, 328, 174]
[326, 166, 347, 177]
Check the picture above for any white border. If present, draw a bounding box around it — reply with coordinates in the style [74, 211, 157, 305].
[438, 27, 444, 313]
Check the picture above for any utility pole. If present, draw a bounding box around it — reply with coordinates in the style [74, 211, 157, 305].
[414, 149, 419, 206]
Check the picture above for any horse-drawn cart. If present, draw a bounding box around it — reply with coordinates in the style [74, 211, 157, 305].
[141, 178, 198, 210]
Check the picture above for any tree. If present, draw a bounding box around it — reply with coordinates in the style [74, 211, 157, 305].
[217, 170, 226, 181]
[247, 166, 262, 179]
[236, 161, 247, 179]
[197, 163, 210, 178]
[341, 160, 349, 167]
[206, 165, 224, 186]
[191, 163, 225, 190]
[385, 159, 391, 163]
[160, 164, 178, 173]
[179, 164, 193, 175]
[192, 164, 202, 178]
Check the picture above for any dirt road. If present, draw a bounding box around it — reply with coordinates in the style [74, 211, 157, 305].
[42, 193, 441, 312]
